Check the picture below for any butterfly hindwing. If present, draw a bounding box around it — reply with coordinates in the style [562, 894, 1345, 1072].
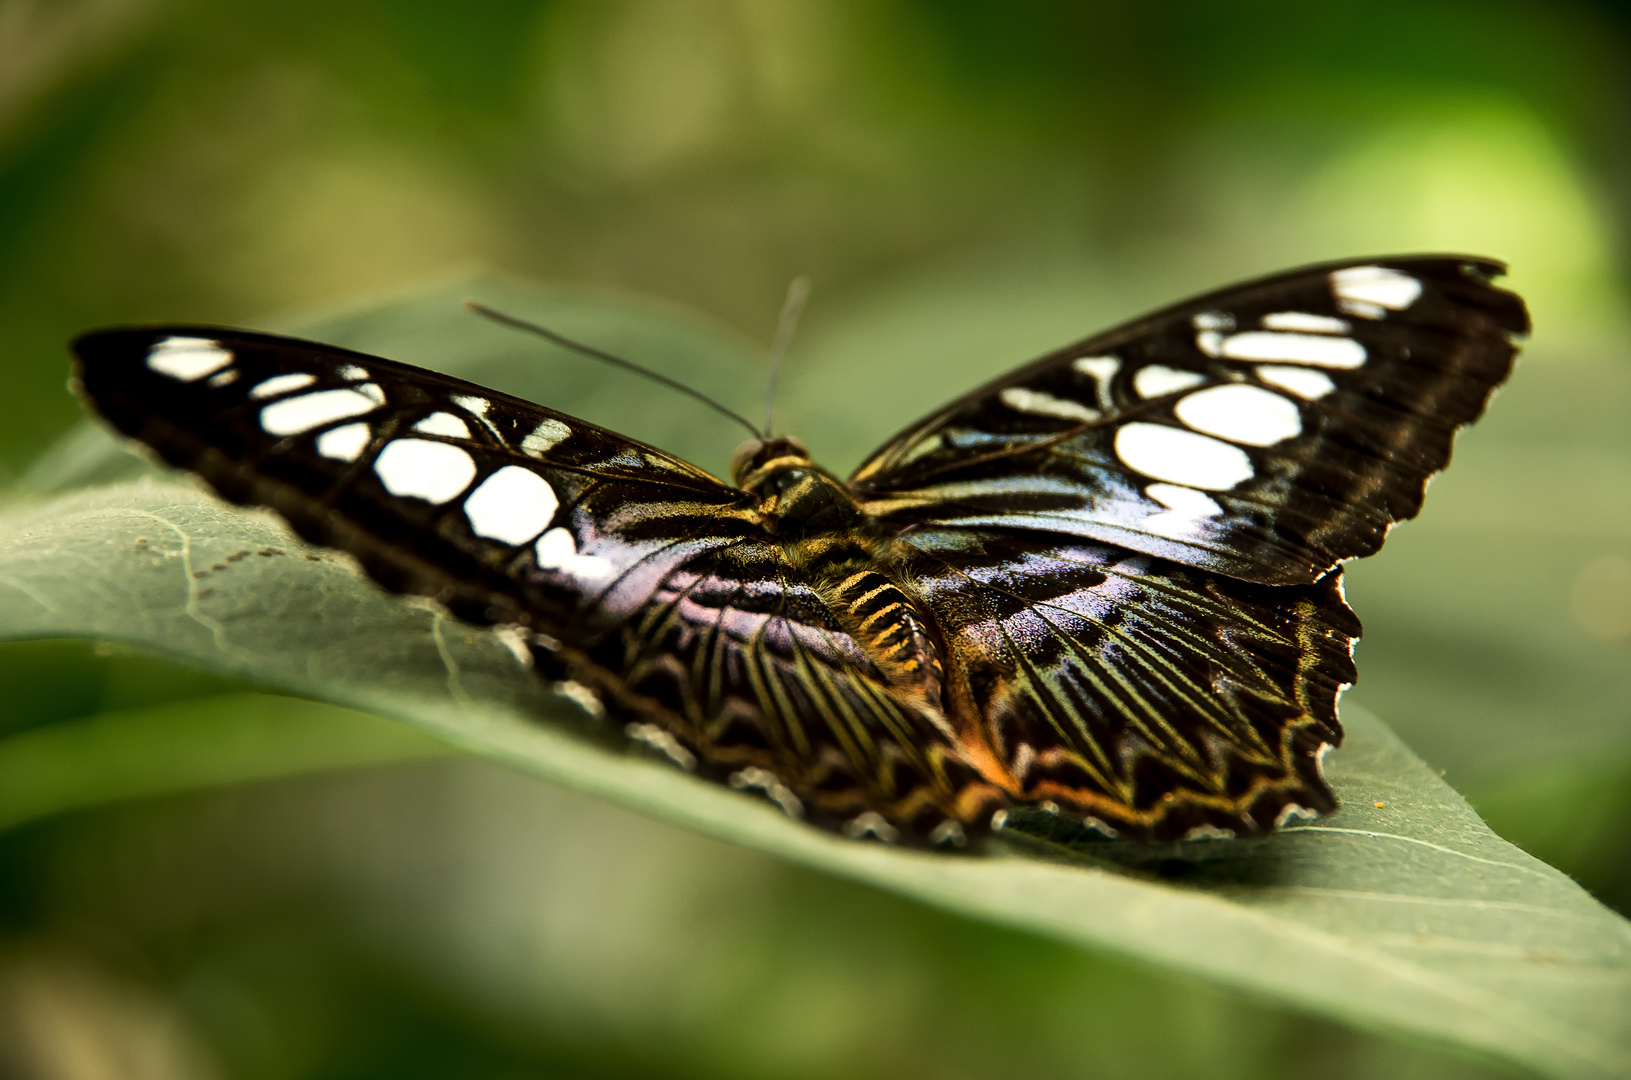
[902, 528, 1357, 838]
[851, 257, 1529, 586]
[573, 532, 1005, 841]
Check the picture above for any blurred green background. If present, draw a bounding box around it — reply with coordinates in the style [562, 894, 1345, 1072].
[1, 1, 1629, 1077]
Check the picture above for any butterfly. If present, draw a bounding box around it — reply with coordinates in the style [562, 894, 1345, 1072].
[71, 256, 1528, 846]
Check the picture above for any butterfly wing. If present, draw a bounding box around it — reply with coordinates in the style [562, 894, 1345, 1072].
[72, 327, 999, 840]
[851, 256, 1529, 586]
[903, 528, 1357, 840]
[74, 326, 757, 629]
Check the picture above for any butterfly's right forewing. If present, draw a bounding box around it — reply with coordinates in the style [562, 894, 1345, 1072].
[74, 327, 757, 630]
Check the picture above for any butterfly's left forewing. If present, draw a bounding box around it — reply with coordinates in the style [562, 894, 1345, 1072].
[72, 327, 997, 840]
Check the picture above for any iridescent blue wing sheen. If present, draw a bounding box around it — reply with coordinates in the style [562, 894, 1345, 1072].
[71, 327, 997, 841]
[901, 528, 1358, 839]
[851, 256, 1529, 586]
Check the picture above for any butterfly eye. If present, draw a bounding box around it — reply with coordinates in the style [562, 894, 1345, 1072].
[731, 435, 810, 486]
[730, 437, 766, 483]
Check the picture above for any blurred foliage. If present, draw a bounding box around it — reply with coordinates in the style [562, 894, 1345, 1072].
[1, 0, 1630, 1077]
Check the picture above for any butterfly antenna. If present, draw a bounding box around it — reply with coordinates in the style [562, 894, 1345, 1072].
[464, 301, 763, 440]
[763, 276, 811, 439]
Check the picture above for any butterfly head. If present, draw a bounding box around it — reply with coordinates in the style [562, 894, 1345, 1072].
[731, 435, 811, 491]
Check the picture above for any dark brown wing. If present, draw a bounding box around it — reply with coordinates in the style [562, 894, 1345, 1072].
[71, 326, 998, 842]
[902, 527, 1358, 840]
[851, 256, 1528, 586]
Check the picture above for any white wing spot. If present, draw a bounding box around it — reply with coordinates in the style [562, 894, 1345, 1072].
[1262, 311, 1349, 334]
[1011, 743, 1036, 783]
[553, 680, 604, 719]
[207, 369, 239, 388]
[413, 411, 471, 439]
[927, 820, 968, 847]
[521, 418, 572, 456]
[494, 626, 535, 669]
[249, 372, 317, 399]
[729, 767, 804, 819]
[1175, 384, 1302, 446]
[1256, 364, 1336, 399]
[373, 438, 477, 503]
[464, 465, 558, 544]
[146, 336, 232, 381]
[260, 387, 381, 436]
[1275, 803, 1320, 828]
[1142, 482, 1223, 539]
[1329, 265, 1422, 313]
[1133, 365, 1207, 399]
[1217, 331, 1366, 369]
[1191, 310, 1234, 331]
[626, 723, 696, 770]
[1072, 355, 1120, 407]
[315, 422, 371, 462]
[842, 811, 901, 844]
[452, 394, 489, 415]
[1115, 422, 1253, 489]
[999, 387, 1099, 423]
[337, 364, 369, 381]
[534, 527, 614, 579]
[357, 382, 385, 404]
[1081, 816, 1120, 839]
[1183, 824, 1236, 841]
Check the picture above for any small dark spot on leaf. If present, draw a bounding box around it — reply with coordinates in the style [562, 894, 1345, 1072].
[305, 554, 321, 562]
[258, 547, 283, 557]
[226, 550, 250, 563]
[192, 570, 208, 579]
[211, 562, 228, 572]
[197, 587, 214, 599]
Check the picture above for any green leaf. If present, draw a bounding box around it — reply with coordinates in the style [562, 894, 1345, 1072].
[4, 273, 1628, 1080]
[0, 691, 449, 832]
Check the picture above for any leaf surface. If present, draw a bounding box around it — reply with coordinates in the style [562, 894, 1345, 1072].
[4, 274, 1627, 1080]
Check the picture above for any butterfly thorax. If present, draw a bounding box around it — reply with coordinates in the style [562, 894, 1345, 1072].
[734, 436, 876, 540]
[732, 436, 946, 714]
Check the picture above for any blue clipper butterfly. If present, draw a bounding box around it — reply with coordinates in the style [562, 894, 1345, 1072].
[71, 256, 1527, 845]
